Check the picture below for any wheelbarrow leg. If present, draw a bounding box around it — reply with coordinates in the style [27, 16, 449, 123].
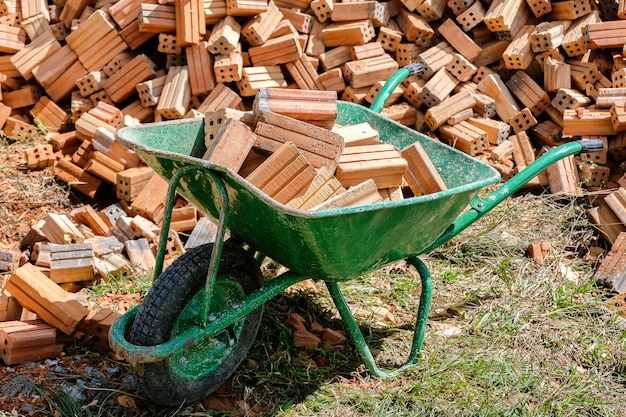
[326, 255, 432, 377]
[153, 165, 231, 327]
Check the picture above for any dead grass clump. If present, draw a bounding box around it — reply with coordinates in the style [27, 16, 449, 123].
[0, 141, 72, 243]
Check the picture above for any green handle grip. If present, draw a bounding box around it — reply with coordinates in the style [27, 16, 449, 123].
[423, 140, 594, 253]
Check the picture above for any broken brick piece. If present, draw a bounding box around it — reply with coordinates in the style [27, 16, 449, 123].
[83, 308, 122, 349]
[0, 250, 21, 273]
[321, 328, 347, 346]
[527, 242, 551, 264]
[594, 232, 626, 292]
[284, 312, 307, 331]
[293, 329, 321, 350]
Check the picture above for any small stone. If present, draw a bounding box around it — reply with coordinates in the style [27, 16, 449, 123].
[54, 366, 69, 374]
[61, 385, 86, 403]
[120, 374, 135, 385]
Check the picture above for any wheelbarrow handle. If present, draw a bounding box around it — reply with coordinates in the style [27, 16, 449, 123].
[370, 64, 424, 113]
[423, 139, 604, 253]
[579, 139, 605, 152]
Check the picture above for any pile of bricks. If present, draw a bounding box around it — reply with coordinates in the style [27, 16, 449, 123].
[0, 259, 124, 363]
[3, 0, 626, 216]
[0, 195, 219, 363]
[5, 0, 626, 356]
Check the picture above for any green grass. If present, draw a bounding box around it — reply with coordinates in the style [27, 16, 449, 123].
[27, 192, 626, 416]
[36, 387, 176, 417]
[230, 193, 626, 416]
[87, 270, 153, 308]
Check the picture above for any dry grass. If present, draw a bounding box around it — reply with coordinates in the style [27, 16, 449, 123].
[0, 140, 73, 243]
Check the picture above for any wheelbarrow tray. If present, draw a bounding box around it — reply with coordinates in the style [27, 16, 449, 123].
[117, 101, 500, 281]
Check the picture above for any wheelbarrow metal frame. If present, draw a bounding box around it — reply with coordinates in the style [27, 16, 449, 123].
[109, 66, 604, 379]
[110, 140, 599, 376]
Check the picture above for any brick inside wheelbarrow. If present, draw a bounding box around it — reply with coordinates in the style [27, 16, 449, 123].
[115, 100, 501, 282]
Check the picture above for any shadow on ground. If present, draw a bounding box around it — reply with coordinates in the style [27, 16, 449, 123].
[222, 290, 402, 416]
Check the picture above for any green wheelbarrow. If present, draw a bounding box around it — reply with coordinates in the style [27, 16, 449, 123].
[109, 67, 603, 406]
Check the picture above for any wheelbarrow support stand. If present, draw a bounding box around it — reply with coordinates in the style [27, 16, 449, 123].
[329, 139, 603, 377]
[327, 255, 431, 377]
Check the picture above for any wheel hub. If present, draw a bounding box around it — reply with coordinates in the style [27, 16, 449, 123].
[170, 279, 246, 379]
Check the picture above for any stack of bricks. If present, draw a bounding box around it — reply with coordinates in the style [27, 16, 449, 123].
[2, 0, 622, 203]
[203, 88, 448, 209]
[0, 319, 65, 365]
[0, 195, 221, 364]
[9, 202, 208, 287]
[5, 0, 626, 313]
[0, 261, 134, 363]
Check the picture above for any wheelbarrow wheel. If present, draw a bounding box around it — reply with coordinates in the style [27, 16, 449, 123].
[129, 240, 263, 407]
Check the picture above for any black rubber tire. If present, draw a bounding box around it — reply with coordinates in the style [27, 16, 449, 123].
[129, 241, 263, 407]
